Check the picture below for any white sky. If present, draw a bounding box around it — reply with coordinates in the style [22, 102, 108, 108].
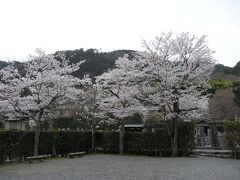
[0, 0, 239, 67]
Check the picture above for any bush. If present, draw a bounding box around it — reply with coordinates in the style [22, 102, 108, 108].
[0, 131, 92, 162]
[124, 122, 195, 157]
[54, 131, 92, 156]
[125, 130, 172, 156]
[95, 131, 119, 153]
[0, 132, 6, 163]
[0, 122, 195, 164]
[223, 121, 240, 158]
[178, 121, 195, 156]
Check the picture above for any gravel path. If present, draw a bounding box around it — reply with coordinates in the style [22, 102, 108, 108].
[0, 154, 239, 180]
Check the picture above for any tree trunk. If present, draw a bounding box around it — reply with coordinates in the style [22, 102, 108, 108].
[52, 144, 57, 157]
[33, 110, 43, 156]
[49, 120, 57, 157]
[91, 126, 96, 152]
[171, 118, 178, 157]
[166, 120, 174, 154]
[119, 123, 125, 155]
[164, 105, 178, 157]
[33, 120, 40, 156]
[171, 102, 179, 157]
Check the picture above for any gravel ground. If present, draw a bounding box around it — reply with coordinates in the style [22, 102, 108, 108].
[0, 154, 239, 180]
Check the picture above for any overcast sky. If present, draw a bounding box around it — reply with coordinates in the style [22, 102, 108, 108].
[0, 0, 239, 67]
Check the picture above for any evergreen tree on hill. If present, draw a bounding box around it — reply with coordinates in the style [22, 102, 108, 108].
[55, 49, 135, 79]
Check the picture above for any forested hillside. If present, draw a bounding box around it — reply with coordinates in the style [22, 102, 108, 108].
[0, 49, 135, 78]
[210, 62, 240, 120]
[56, 49, 136, 79]
[211, 63, 240, 80]
[0, 48, 239, 79]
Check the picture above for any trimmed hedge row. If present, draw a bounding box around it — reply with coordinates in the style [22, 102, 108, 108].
[0, 131, 92, 163]
[124, 122, 194, 156]
[95, 131, 119, 153]
[0, 130, 116, 163]
[223, 121, 240, 158]
[124, 131, 172, 156]
[0, 122, 194, 163]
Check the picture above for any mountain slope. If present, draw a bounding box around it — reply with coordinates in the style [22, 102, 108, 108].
[211, 63, 240, 80]
[0, 49, 239, 80]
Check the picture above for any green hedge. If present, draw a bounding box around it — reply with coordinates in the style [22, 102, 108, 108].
[124, 122, 194, 156]
[0, 131, 92, 162]
[125, 130, 172, 156]
[223, 121, 240, 158]
[95, 131, 119, 153]
[53, 131, 92, 156]
[0, 122, 194, 163]
[178, 121, 195, 156]
[0, 131, 6, 163]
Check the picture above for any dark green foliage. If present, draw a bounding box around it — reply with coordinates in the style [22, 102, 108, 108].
[13, 132, 34, 157]
[178, 121, 195, 156]
[223, 121, 240, 133]
[51, 118, 83, 130]
[54, 131, 92, 156]
[213, 64, 234, 75]
[95, 132, 119, 153]
[125, 131, 172, 156]
[40, 120, 50, 130]
[0, 122, 194, 163]
[233, 81, 240, 107]
[208, 79, 235, 98]
[4, 131, 25, 160]
[13, 61, 26, 76]
[0, 61, 25, 76]
[1, 49, 135, 81]
[40, 118, 90, 131]
[210, 79, 234, 91]
[0, 50, 239, 81]
[223, 121, 240, 158]
[0, 61, 8, 67]
[0, 131, 92, 163]
[125, 113, 143, 124]
[0, 131, 6, 163]
[145, 113, 165, 132]
[124, 122, 195, 156]
[212, 63, 240, 77]
[211, 63, 240, 81]
[0, 121, 4, 130]
[55, 49, 135, 79]
[38, 132, 54, 155]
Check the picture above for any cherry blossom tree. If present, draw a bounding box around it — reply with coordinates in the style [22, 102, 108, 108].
[67, 78, 102, 151]
[81, 84, 100, 151]
[96, 68, 147, 154]
[109, 32, 215, 156]
[0, 49, 87, 156]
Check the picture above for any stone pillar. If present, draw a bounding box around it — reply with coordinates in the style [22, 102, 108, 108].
[207, 128, 211, 147]
[210, 124, 219, 148]
[196, 126, 205, 148]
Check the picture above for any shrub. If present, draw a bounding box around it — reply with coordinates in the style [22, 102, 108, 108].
[0, 122, 195, 164]
[0, 132, 6, 163]
[95, 131, 119, 153]
[125, 130, 172, 156]
[178, 121, 195, 156]
[223, 121, 240, 158]
[54, 131, 92, 156]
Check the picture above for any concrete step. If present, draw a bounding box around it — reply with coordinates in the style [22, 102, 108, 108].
[191, 149, 232, 158]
